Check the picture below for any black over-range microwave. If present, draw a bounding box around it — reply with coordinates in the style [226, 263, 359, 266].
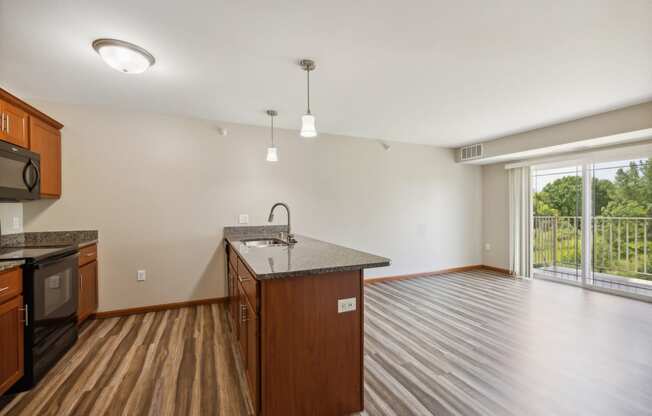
[0, 140, 40, 201]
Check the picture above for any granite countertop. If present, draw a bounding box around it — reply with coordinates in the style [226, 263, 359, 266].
[224, 226, 390, 279]
[0, 260, 24, 273]
[1, 230, 98, 249]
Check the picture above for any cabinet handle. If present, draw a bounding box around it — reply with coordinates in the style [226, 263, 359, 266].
[80, 272, 84, 290]
[240, 304, 248, 323]
[85, 252, 96, 257]
[238, 274, 252, 283]
[0, 286, 9, 293]
[5, 113, 8, 133]
[1, 113, 4, 132]
[19, 305, 29, 326]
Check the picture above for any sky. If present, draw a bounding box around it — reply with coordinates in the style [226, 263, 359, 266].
[533, 159, 648, 191]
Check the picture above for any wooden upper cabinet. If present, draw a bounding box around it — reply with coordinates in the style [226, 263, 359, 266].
[29, 117, 62, 198]
[0, 89, 63, 199]
[0, 99, 29, 148]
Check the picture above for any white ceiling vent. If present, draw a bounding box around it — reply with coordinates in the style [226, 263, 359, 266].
[460, 143, 483, 161]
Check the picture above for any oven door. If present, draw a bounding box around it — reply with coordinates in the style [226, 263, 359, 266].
[31, 253, 79, 345]
[0, 140, 40, 201]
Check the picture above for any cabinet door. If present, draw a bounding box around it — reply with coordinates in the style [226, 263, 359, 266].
[238, 284, 248, 369]
[0, 295, 24, 395]
[85, 261, 98, 314]
[29, 117, 61, 198]
[78, 261, 98, 323]
[246, 299, 259, 412]
[0, 100, 28, 148]
[78, 271, 88, 322]
[228, 268, 237, 334]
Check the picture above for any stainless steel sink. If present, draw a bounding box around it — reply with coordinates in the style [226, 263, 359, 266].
[241, 238, 288, 248]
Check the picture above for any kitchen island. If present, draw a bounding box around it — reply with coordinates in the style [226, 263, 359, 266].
[224, 226, 390, 416]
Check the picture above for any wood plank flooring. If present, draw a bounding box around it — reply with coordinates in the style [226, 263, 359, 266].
[2, 271, 651, 415]
[362, 270, 652, 416]
[0, 304, 250, 416]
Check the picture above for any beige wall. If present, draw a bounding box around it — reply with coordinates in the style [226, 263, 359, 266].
[456, 101, 652, 163]
[17, 101, 483, 311]
[481, 164, 509, 269]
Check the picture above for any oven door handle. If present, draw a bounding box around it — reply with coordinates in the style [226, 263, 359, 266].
[33, 253, 79, 269]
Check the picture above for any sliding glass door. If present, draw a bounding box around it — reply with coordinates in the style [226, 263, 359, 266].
[532, 165, 583, 283]
[589, 159, 652, 298]
[532, 155, 652, 300]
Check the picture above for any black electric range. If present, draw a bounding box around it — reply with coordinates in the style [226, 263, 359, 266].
[0, 244, 80, 392]
[0, 245, 77, 262]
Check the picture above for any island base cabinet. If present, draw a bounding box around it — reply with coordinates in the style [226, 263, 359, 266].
[237, 279, 260, 414]
[226, 243, 365, 416]
[260, 270, 363, 416]
[246, 299, 259, 413]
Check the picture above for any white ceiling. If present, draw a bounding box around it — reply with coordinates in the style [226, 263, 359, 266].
[1, 0, 651, 147]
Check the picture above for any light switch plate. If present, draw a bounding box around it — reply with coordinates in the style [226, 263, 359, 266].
[485, 243, 491, 251]
[338, 297, 357, 313]
[238, 214, 249, 224]
[137, 270, 146, 281]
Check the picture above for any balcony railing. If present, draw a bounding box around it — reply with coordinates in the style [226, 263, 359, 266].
[533, 216, 652, 281]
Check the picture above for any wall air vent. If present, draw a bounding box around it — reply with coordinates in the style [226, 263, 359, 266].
[459, 143, 483, 161]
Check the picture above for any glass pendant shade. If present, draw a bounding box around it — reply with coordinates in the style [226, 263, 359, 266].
[300, 113, 317, 138]
[266, 146, 278, 162]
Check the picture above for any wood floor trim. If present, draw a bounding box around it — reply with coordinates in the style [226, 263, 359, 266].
[480, 265, 513, 275]
[364, 264, 511, 285]
[93, 297, 227, 319]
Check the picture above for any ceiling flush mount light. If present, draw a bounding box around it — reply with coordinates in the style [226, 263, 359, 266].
[92, 38, 155, 74]
[299, 59, 317, 138]
[266, 110, 279, 162]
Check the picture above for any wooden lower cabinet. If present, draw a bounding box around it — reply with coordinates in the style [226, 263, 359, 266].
[236, 279, 259, 414]
[228, 266, 238, 336]
[227, 243, 260, 414]
[77, 244, 99, 324]
[0, 268, 24, 396]
[226, 243, 363, 416]
[245, 298, 259, 412]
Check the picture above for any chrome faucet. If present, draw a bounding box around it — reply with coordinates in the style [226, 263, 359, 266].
[268, 202, 295, 244]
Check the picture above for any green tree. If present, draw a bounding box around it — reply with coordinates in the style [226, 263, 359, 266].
[534, 176, 613, 216]
[600, 160, 652, 217]
[601, 200, 648, 217]
[533, 192, 559, 216]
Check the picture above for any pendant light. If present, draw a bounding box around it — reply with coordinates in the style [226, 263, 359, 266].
[299, 59, 317, 138]
[266, 110, 279, 162]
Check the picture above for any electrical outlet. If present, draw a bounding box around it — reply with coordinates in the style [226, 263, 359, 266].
[485, 243, 492, 251]
[12, 216, 20, 230]
[238, 214, 249, 224]
[338, 297, 357, 313]
[137, 270, 146, 281]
